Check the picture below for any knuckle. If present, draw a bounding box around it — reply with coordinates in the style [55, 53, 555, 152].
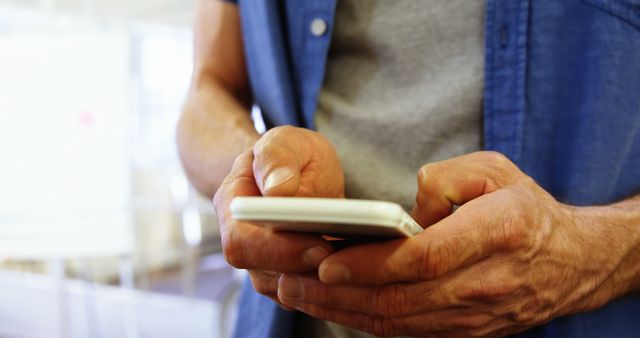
[478, 151, 510, 167]
[254, 148, 283, 171]
[366, 316, 398, 337]
[516, 174, 537, 188]
[477, 151, 522, 184]
[417, 163, 439, 187]
[260, 125, 296, 146]
[252, 135, 295, 172]
[517, 297, 554, 325]
[474, 280, 513, 301]
[254, 127, 289, 155]
[213, 180, 236, 218]
[460, 268, 521, 302]
[221, 242, 241, 268]
[419, 239, 451, 280]
[252, 140, 274, 162]
[221, 230, 247, 268]
[500, 199, 528, 249]
[373, 285, 409, 317]
[509, 309, 538, 326]
[249, 272, 278, 296]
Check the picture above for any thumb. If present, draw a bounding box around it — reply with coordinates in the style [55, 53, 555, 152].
[319, 190, 520, 285]
[411, 151, 521, 227]
[252, 129, 310, 197]
[259, 166, 301, 197]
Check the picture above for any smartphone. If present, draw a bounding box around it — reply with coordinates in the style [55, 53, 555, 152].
[230, 197, 423, 238]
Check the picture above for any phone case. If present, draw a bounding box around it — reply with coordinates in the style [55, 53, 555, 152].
[230, 197, 423, 238]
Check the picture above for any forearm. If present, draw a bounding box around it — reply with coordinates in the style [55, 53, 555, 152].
[177, 79, 259, 198]
[573, 193, 640, 308]
[177, 0, 256, 198]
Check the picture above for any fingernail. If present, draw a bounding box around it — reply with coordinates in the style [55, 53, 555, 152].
[321, 263, 351, 284]
[303, 246, 329, 267]
[279, 274, 304, 300]
[264, 167, 294, 191]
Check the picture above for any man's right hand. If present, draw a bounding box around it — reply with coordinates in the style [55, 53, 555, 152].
[213, 125, 344, 308]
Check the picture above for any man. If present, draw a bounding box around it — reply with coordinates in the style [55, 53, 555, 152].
[177, 0, 640, 337]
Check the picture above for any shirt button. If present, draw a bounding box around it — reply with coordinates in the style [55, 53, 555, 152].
[310, 18, 327, 37]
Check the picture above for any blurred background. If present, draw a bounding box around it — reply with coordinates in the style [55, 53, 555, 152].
[0, 1, 243, 337]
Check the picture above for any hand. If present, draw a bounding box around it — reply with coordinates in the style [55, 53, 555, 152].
[277, 151, 623, 337]
[214, 126, 344, 308]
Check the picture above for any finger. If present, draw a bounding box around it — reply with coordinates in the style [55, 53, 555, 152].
[277, 274, 457, 318]
[249, 270, 280, 297]
[248, 270, 295, 311]
[287, 302, 423, 337]
[282, 265, 519, 337]
[214, 150, 262, 225]
[252, 127, 307, 196]
[213, 149, 260, 239]
[214, 151, 334, 272]
[252, 126, 344, 198]
[222, 222, 335, 271]
[288, 301, 499, 338]
[319, 192, 522, 285]
[266, 294, 295, 311]
[289, 255, 520, 314]
[274, 298, 296, 311]
[411, 151, 521, 227]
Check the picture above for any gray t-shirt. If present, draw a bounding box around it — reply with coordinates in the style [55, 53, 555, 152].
[306, 0, 486, 337]
[316, 0, 485, 210]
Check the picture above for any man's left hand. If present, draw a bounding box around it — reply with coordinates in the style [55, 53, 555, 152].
[277, 151, 628, 337]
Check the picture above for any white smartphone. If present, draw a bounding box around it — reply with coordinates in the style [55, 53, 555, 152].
[230, 197, 423, 238]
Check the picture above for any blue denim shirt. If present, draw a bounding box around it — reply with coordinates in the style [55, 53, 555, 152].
[229, 0, 640, 337]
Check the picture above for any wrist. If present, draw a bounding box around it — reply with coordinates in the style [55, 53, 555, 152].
[178, 87, 258, 198]
[570, 203, 640, 308]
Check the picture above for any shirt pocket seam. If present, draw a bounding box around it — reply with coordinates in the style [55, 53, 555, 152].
[582, 0, 640, 29]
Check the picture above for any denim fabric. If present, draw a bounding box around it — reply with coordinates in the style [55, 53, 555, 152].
[236, 0, 302, 127]
[520, 0, 640, 206]
[229, 0, 640, 337]
[233, 278, 297, 338]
